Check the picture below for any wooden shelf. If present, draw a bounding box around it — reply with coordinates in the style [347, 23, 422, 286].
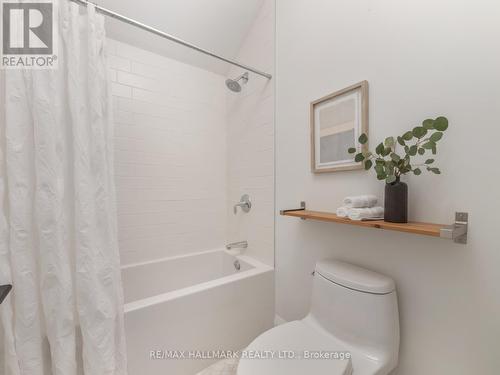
[281, 209, 447, 237]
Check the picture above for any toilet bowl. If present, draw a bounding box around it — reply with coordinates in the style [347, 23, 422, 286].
[238, 260, 400, 375]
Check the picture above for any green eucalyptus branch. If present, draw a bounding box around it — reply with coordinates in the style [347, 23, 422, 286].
[347, 116, 449, 184]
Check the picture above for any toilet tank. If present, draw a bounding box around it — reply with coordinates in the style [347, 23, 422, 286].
[307, 260, 399, 363]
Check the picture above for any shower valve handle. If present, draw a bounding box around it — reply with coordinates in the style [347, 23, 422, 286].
[233, 194, 252, 214]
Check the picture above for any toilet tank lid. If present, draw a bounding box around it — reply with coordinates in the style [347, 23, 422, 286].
[315, 260, 395, 294]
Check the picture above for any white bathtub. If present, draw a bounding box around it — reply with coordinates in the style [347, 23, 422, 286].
[122, 249, 275, 375]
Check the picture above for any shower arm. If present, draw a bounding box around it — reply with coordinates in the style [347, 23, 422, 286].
[68, 0, 273, 80]
[235, 72, 249, 82]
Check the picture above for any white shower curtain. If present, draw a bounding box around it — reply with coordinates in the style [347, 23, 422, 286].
[0, 3, 127, 375]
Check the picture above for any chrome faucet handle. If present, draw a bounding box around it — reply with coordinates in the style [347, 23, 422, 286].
[233, 194, 252, 214]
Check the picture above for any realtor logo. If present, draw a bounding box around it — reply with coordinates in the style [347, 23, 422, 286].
[1, 0, 58, 69]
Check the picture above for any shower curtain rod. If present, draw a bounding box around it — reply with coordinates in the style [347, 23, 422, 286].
[69, 0, 273, 79]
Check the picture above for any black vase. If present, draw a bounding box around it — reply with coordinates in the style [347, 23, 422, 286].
[384, 177, 408, 223]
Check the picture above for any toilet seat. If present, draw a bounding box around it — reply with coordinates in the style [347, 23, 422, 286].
[237, 321, 353, 375]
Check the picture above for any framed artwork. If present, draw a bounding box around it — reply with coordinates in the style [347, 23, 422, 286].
[310, 81, 369, 173]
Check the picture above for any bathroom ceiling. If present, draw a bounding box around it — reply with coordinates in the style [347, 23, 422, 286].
[98, 0, 266, 76]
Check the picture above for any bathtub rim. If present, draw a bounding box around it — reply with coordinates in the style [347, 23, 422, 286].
[123, 248, 273, 313]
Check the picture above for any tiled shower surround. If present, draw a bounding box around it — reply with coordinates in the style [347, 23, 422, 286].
[108, 39, 227, 265]
[226, 0, 275, 267]
[108, 0, 274, 267]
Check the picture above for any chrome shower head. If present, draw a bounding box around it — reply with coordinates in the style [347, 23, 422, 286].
[225, 72, 249, 92]
[225, 79, 242, 93]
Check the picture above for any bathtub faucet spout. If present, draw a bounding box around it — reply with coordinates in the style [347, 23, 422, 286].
[226, 241, 248, 250]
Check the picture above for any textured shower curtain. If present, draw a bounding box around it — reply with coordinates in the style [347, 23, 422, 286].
[0, 3, 127, 375]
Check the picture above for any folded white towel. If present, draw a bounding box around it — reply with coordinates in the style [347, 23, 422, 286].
[343, 195, 378, 208]
[348, 206, 384, 221]
[336, 206, 350, 218]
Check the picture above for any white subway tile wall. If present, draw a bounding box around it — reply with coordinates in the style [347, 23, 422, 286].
[108, 0, 275, 267]
[226, 0, 275, 267]
[108, 39, 227, 265]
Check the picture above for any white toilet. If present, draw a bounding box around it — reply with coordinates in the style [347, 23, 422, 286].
[238, 260, 400, 375]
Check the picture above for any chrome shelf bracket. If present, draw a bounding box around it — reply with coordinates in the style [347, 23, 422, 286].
[439, 212, 468, 244]
[280, 201, 306, 220]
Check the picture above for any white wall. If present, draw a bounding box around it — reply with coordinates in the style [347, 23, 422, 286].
[226, 0, 275, 267]
[108, 39, 227, 265]
[276, 1, 500, 374]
